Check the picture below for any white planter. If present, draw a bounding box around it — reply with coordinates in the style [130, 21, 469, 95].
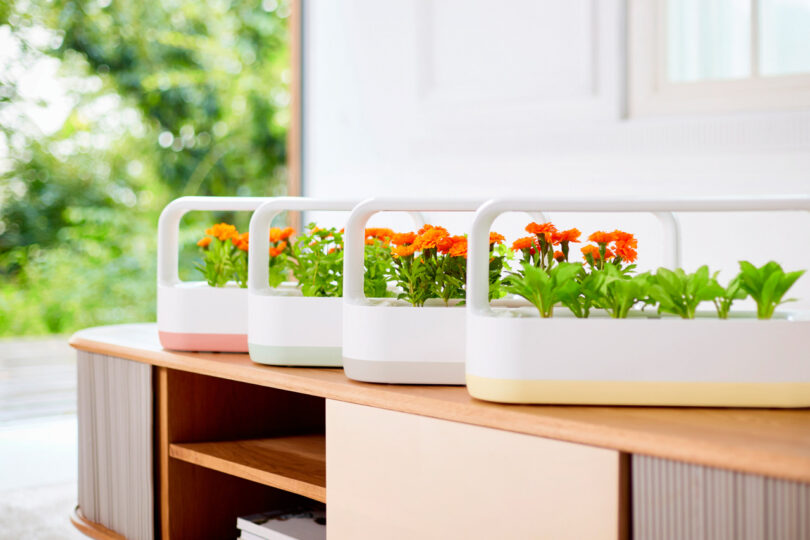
[465, 196, 810, 407]
[343, 300, 466, 384]
[158, 282, 250, 352]
[248, 288, 344, 366]
[466, 310, 810, 406]
[247, 197, 357, 366]
[341, 198, 490, 385]
[157, 196, 269, 352]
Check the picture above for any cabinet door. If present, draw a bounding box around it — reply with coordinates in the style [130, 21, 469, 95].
[326, 400, 627, 540]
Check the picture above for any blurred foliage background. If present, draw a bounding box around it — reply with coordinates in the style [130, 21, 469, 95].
[0, 0, 290, 336]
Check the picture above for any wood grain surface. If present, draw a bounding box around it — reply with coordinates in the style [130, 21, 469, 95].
[170, 435, 326, 502]
[71, 323, 810, 483]
[70, 507, 127, 540]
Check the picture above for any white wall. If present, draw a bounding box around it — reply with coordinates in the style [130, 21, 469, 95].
[302, 0, 810, 306]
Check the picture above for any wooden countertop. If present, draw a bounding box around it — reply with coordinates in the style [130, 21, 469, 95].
[70, 323, 810, 483]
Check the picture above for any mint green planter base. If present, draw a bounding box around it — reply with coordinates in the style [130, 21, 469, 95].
[248, 343, 342, 367]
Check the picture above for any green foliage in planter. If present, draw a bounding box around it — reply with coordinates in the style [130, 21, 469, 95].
[738, 261, 805, 320]
[587, 266, 652, 319]
[488, 243, 512, 301]
[196, 237, 240, 287]
[390, 251, 440, 307]
[503, 262, 582, 318]
[290, 226, 345, 298]
[713, 277, 747, 319]
[648, 266, 725, 319]
[363, 240, 395, 299]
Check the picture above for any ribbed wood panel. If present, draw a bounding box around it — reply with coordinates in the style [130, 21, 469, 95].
[632, 454, 810, 540]
[77, 351, 154, 540]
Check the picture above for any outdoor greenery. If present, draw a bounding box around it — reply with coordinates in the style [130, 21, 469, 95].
[0, 0, 290, 335]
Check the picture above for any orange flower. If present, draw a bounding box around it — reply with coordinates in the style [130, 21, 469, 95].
[269, 241, 287, 257]
[364, 238, 376, 246]
[448, 237, 468, 258]
[280, 227, 295, 240]
[328, 246, 340, 254]
[614, 242, 637, 263]
[436, 236, 452, 254]
[417, 224, 448, 236]
[232, 232, 249, 252]
[391, 232, 416, 246]
[612, 230, 637, 249]
[581, 245, 600, 261]
[365, 227, 395, 240]
[511, 236, 537, 252]
[414, 227, 449, 250]
[552, 228, 581, 245]
[269, 227, 283, 243]
[554, 250, 565, 262]
[489, 232, 505, 245]
[588, 231, 614, 244]
[197, 236, 212, 248]
[526, 222, 557, 243]
[392, 244, 417, 258]
[206, 223, 238, 242]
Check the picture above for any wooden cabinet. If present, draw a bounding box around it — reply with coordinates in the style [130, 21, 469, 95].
[70, 324, 810, 540]
[326, 400, 627, 539]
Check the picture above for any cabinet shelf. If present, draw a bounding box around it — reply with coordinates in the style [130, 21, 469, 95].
[170, 434, 326, 502]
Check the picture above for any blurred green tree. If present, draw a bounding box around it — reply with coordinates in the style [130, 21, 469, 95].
[0, 0, 290, 335]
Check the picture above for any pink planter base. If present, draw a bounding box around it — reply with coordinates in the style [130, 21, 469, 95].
[158, 331, 248, 353]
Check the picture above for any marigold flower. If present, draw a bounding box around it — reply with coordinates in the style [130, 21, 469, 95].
[414, 228, 449, 250]
[614, 242, 637, 263]
[206, 223, 238, 242]
[328, 246, 339, 254]
[526, 222, 557, 242]
[489, 232, 505, 245]
[391, 232, 416, 246]
[552, 228, 581, 245]
[554, 250, 565, 262]
[232, 232, 249, 251]
[392, 244, 417, 258]
[280, 227, 295, 240]
[269, 227, 283, 243]
[581, 244, 600, 260]
[197, 237, 212, 248]
[612, 230, 637, 249]
[448, 237, 468, 258]
[269, 241, 287, 257]
[511, 236, 537, 252]
[417, 224, 448, 236]
[588, 231, 614, 244]
[365, 227, 395, 240]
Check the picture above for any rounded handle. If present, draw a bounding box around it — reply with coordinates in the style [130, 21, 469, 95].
[467, 195, 810, 314]
[343, 198, 487, 304]
[157, 196, 270, 286]
[247, 197, 360, 294]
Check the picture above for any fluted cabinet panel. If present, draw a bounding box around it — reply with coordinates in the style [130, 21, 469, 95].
[77, 351, 153, 540]
[633, 454, 810, 540]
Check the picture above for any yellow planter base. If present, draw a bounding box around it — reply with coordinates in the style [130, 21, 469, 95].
[466, 375, 810, 408]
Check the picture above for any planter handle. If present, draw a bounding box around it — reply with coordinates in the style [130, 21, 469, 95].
[342, 199, 549, 305]
[158, 196, 270, 287]
[468, 195, 810, 315]
[248, 198, 427, 294]
[248, 197, 358, 294]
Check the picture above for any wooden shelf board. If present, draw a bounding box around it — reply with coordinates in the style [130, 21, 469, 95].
[71, 323, 810, 484]
[169, 434, 326, 502]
